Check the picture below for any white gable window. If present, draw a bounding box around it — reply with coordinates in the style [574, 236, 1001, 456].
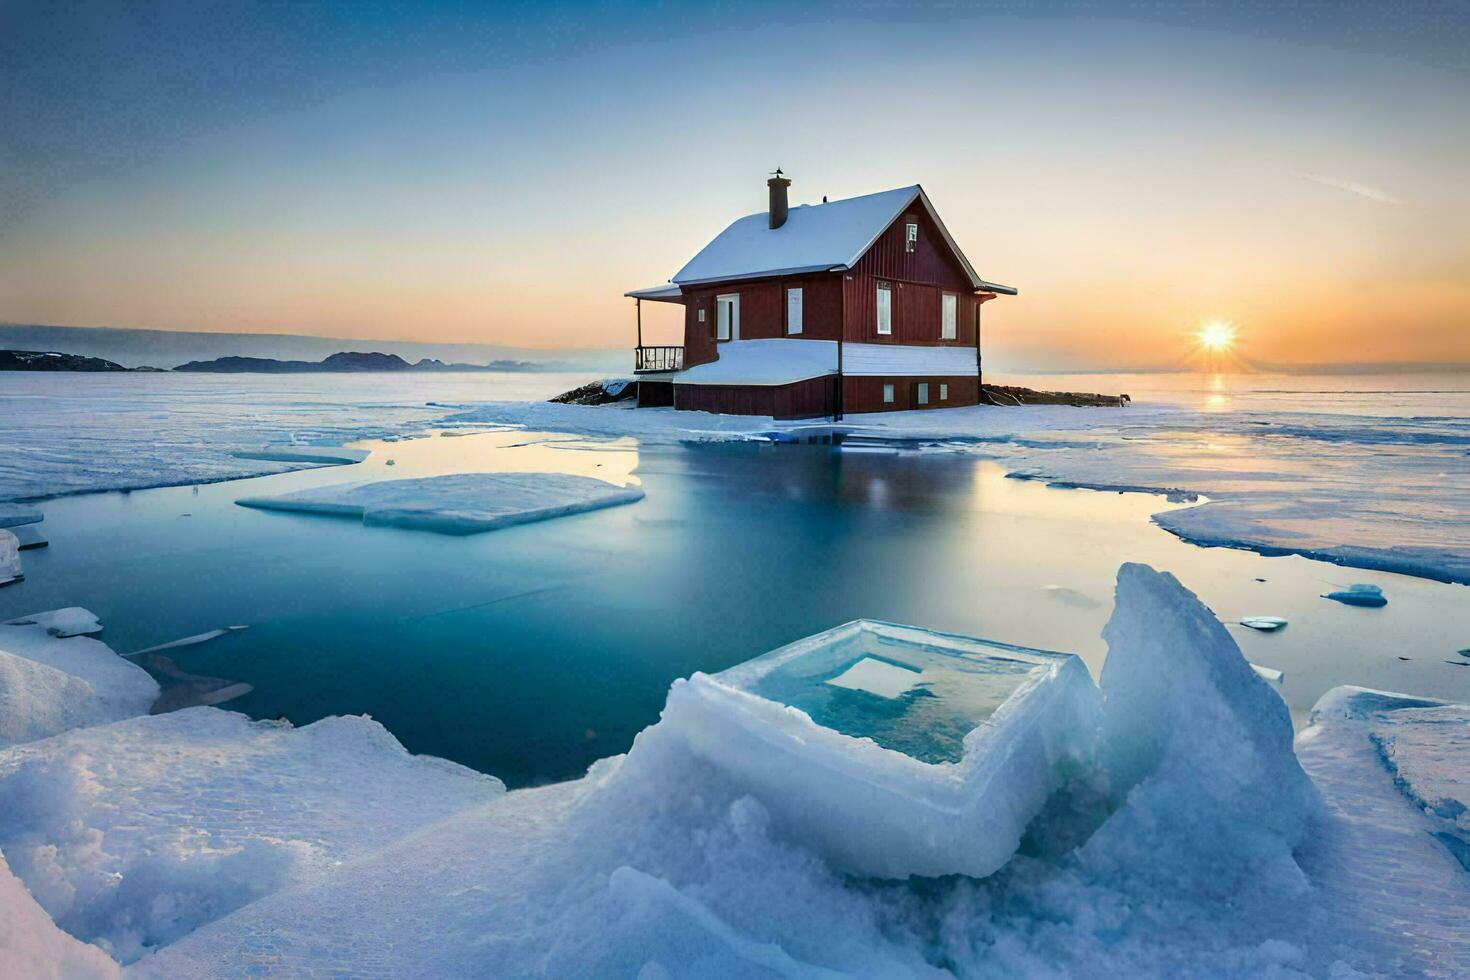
[941, 293, 957, 340]
[698, 308, 706, 322]
[940, 383, 949, 401]
[786, 286, 803, 335]
[883, 383, 895, 404]
[875, 283, 892, 336]
[905, 221, 918, 253]
[917, 383, 929, 405]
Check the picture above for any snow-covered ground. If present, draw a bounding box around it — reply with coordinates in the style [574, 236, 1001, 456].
[0, 569, 1463, 974]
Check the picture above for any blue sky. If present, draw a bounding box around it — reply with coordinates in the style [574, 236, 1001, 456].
[2, 1, 1467, 368]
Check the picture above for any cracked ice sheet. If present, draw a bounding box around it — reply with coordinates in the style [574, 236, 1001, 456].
[0, 707, 504, 965]
[448, 400, 1470, 583]
[236, 472, 643, 534]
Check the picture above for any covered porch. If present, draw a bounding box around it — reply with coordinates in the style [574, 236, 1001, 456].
[625, 283, 685, 375]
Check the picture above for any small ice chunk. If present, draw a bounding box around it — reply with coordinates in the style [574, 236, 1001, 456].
[126, 625, 248, 657]
[1250, 663, 1285, 683]
[824, 656, 923, 699]
[231, 444, 370, 465]
[0, 530, 19, 586]
[4, 607, 103, 638]
[1239, 616, 1288, 631]
[238, 472, 644, 535]
[1321, 584, 1387, 607]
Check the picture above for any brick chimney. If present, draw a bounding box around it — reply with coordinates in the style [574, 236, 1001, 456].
[768, 169, 791, 229]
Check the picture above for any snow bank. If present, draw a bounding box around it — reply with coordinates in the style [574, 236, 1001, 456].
[0, 707, 504, 964]
[237, 472, 644, 534]
[129, 564, 1466, 976]
[0, 852, 117, 980]
[0, 615, 158, 747]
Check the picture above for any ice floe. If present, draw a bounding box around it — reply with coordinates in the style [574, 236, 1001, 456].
[1321, 583, 1388, 607]
[0, 708, 505, 964]
[229, 444, 370, 465]
[0, 530, 19, 586]
[0, 613, 157, 747]
[236, 472, 644, 534]
[1238, 615, 1287, 631]
[0, 504, 43, 528]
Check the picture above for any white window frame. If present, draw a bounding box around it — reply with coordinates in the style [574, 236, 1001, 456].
[697, 308, 705, 323]
[940, 383, 949, 401]
[905, 222, 918, 253]
[917, 383, 929, 405]
[941, 293, 957, 341]
[883, 383, 895, 404]
[786, 286, 803, 335]
[715, 293, 739, 342]
[875, 283, 892, 336]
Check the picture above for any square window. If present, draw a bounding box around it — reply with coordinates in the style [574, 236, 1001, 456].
[883, 383, 895, 404]
[917, 383, 929, 405]
[940, 383, 949, 401]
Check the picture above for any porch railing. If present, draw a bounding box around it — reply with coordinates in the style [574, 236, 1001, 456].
[634, 345, 684, 373]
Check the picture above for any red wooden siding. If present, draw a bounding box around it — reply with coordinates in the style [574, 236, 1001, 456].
[680, 272, 844, 358]
[841, 376, 979, 414]
[675, 375, 837, 419]
[843, 204, 979, 347]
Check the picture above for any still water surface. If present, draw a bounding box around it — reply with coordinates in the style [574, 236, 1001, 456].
[4, 429, 1467, 787]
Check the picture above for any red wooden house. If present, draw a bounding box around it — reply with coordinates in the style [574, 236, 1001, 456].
[626, 174, 1015, 418]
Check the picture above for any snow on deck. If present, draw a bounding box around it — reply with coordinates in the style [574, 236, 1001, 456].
[236, 472, 644, 534]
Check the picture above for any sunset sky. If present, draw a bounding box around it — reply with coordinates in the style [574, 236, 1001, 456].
[2, 1, 1467, 371]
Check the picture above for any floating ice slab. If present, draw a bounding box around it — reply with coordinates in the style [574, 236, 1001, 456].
[230, 444, 370, 465]
[10, 524, 46, 549]
[659, 619, 1100, 879]
[1240, 616, 1287, 631]
[237, 472, 644, 535]
[1322, 584, 1387, 607]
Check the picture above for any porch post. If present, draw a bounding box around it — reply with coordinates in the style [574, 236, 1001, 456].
[636, 298, 643, 349]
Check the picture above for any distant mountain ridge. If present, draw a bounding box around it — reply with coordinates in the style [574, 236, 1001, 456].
[174, 351, 535, 373]
[0, 349, 134, 372]
[0, 323, 625, 372]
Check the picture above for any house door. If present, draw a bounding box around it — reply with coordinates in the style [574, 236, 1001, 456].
[716, 294, 740, 341]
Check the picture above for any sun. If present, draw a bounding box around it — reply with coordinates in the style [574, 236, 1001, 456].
[1198, 321, 1237, 353]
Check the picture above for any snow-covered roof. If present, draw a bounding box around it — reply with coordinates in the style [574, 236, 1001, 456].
[665, 185, 1015, 294]
[623, 283, 683, 301]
